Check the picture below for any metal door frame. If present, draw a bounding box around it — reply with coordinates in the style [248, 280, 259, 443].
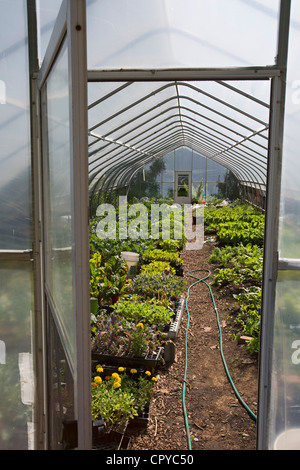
[175, 171, 192, 204]
[29, 0, 91, 449]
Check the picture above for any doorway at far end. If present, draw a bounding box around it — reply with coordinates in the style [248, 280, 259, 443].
[174, 171, 192, 204]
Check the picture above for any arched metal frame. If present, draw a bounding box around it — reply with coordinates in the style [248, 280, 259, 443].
[87, 79, 271, 201]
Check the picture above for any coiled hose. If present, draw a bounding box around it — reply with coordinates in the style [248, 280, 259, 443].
[182, 268, 257, 450]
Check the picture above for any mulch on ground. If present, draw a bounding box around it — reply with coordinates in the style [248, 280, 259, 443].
[128, 236, 258, 451]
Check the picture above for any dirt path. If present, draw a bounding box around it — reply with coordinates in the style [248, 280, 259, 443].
[129, 237, 258, 451]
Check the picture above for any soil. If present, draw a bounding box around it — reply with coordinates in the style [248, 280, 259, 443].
[128, 236, 258, 451]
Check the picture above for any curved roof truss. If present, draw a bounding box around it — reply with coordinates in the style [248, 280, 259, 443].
[87, 78, 271, 196]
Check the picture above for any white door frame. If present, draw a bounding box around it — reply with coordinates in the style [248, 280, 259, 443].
[175, 171, 192, 204]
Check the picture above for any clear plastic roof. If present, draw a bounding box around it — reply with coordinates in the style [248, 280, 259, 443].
[86, 0, 279, 196]
[86, 0, 280, 69]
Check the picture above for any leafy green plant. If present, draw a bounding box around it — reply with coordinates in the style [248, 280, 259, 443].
[90, 252, 128, 307]
[208, 243, 263, 267]
[233, 287, 261, 353]
[112, 296, 173, 326]
[140, 260, 176, 276]
[192, 181, 204, 204]
[130, 323, 150, 357]
[212, 259, 262, 288]
[217, 222, 264, 246]
[129, 273, 186, 304]
[89, 217, 156, 260]
[156, 238, 185, 252]
[142, 249, 182, 266]
[204, 205, 264, 246]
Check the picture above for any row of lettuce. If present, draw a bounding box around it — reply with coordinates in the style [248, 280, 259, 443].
[205, 204, 264, 354]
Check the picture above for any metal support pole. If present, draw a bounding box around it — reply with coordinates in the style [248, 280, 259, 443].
[257, 0, 291, 450]
[27, 0, 46, 450]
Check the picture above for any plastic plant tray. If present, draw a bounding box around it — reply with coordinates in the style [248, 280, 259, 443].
[167, 295, 185, 340]
[91, 347, 162, 370]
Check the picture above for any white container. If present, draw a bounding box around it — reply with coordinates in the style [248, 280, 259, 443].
[121, 251, 140, 278]
[274, 428, 300, 450]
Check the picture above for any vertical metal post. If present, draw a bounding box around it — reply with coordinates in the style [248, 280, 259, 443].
[67, 0, 91, 450]
[257, 0, 291, 450]
[27, 0, 46, 450]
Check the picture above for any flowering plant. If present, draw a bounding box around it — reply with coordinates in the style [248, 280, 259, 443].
[91, 366, 157, 428]
[91, 311, 165, 357]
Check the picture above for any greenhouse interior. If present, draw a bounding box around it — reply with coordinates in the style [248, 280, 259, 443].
[1, 0, 300, 451]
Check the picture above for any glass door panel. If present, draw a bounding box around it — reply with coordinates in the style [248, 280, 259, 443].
[43, 38, 75, 364]
[175, 171, 192, 204]
[40, 0, 90, 449]
[42, 38, 76, 449]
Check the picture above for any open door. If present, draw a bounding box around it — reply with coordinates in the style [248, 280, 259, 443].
[175, 171, 192, 204]
[38, 1, 90, 449]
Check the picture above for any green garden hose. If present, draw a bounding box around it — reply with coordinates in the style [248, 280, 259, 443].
[182, 268, 257, 450]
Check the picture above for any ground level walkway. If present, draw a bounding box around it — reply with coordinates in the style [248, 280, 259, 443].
[129, 236, 258, 450]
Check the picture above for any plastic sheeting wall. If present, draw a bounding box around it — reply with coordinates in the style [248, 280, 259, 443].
[0, 0, 34, 450]
[267, 1, 300, 450]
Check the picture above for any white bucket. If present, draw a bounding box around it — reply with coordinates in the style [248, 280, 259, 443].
[121, 251, 140, 278]
[273, 428, 300, 450]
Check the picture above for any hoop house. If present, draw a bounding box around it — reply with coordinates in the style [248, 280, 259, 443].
[0, 0, 300, 450]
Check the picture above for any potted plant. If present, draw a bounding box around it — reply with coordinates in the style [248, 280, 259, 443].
[128, 273, 186, 306]
[142, 249, 184, 276]
[91, 366, 158, 435]
[91, 309, 165, 368]
[140, 260, 176, 276]
[142, 249, 183, 267]
[90, 252, 128, 307]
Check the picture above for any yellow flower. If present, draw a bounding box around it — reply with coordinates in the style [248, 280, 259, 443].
[130, 369, 137, 374]
[136, 322, 143, 328]
[113, 381, 121, 388]
[94, 376, 102, 384]
[152, 377, 157, 382]
[145, 370, 151, 376]
[96, 365, 103, 373]
[118, 367, 125, 372]
[112, 372, 120, 379]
